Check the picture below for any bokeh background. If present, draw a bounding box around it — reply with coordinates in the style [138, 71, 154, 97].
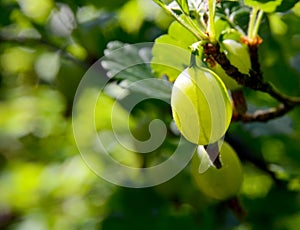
[1, 0, 300, 229]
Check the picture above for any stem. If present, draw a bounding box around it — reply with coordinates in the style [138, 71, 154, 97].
[189, 52, 197, 67]
[252, 10, 264, 38]
[232, 103, 294, 122]
[185, 16, 208, 40]
[153, 0, 206, 40]
[208, 0, 216, 43]
[247, 7, 259, 40]
[231, 89, 247, 117]
[203, 42, 300, 106]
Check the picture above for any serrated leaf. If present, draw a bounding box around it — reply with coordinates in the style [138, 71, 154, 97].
[244, 0, 283, 12]
[101, 41, 172, 103]
[122, 78, 173, 102]
[101, 41, 153, 81]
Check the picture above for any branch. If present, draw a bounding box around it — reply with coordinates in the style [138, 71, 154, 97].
[232, 103, 294, 122]
[247, 41, 262, 79]
[203, 42, 300, 122]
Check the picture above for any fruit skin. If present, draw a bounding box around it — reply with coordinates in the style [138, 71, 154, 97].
[171, 66, 232, 145]
[209, 39, 251, 90]
[191, 142, 243, 200]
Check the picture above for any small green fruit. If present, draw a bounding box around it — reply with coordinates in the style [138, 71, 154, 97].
[171, 66, 232, 145]
[191, 142, 243, 200]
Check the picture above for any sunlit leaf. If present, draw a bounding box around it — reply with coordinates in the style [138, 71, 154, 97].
[175, 0, 190, 15]
[49, 3, 77, 37]
[35, 52, 60, 82]
[244, 0, 283, 12]
[17, 0, 54, 24]
[119, 0, 144, 33]
[101, 41, 153, 81]
[151, 21, 198, 81]
[0, 47, 36, 74]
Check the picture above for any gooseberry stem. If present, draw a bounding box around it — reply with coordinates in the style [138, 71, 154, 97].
[153, 0, 207, 41]
[253, 10, 264, 38]
[247, 7, 264, 42]
[208, 0, 217, 43]
[247, 7, 258, 40]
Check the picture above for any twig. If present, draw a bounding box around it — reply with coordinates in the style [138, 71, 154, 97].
[232, 103, 294, 122]
[203, 42, 300, 122]
[231, 89, 247, 116]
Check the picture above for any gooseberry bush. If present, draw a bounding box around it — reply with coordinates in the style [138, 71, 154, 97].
[151, 0, 300, 203]
[1, 0, 300, 228]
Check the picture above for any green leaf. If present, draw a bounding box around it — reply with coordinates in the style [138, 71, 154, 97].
[124, 78, 173, 101]
[175, 0, 190, 15]
[276, 0, 299, 12]
[101, 41, 153, 81]
[244, 0, 283, 12]
[102, 41, 172, 101]
[169, 0, 205, 13]
[151, 21, 199, 81]
[119, 0, 144, 33]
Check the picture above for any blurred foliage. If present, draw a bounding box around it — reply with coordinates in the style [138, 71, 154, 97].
[0, 0, 300, 229]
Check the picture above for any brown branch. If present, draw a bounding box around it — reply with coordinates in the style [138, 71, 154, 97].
[203, 43, 300, 103]
[232, 103, 294, 122]
[203, 42, 300, 122]
[242, 35, 263, 80]
[231, 89, 247, 116]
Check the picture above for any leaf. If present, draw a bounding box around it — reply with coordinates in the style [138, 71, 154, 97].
[276, 0, 299, 12]
[151, 21, 198, 81]
[121, 78, 173, 102]
[244, 0, 283, 12]
[102, 41, 172, 101]
[101, 41, 153, 81]
[175, 0, 190, 15]
[49, 3, 77, 37]
[119, 0, 144, 33]
[168, 0, 205, 13]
